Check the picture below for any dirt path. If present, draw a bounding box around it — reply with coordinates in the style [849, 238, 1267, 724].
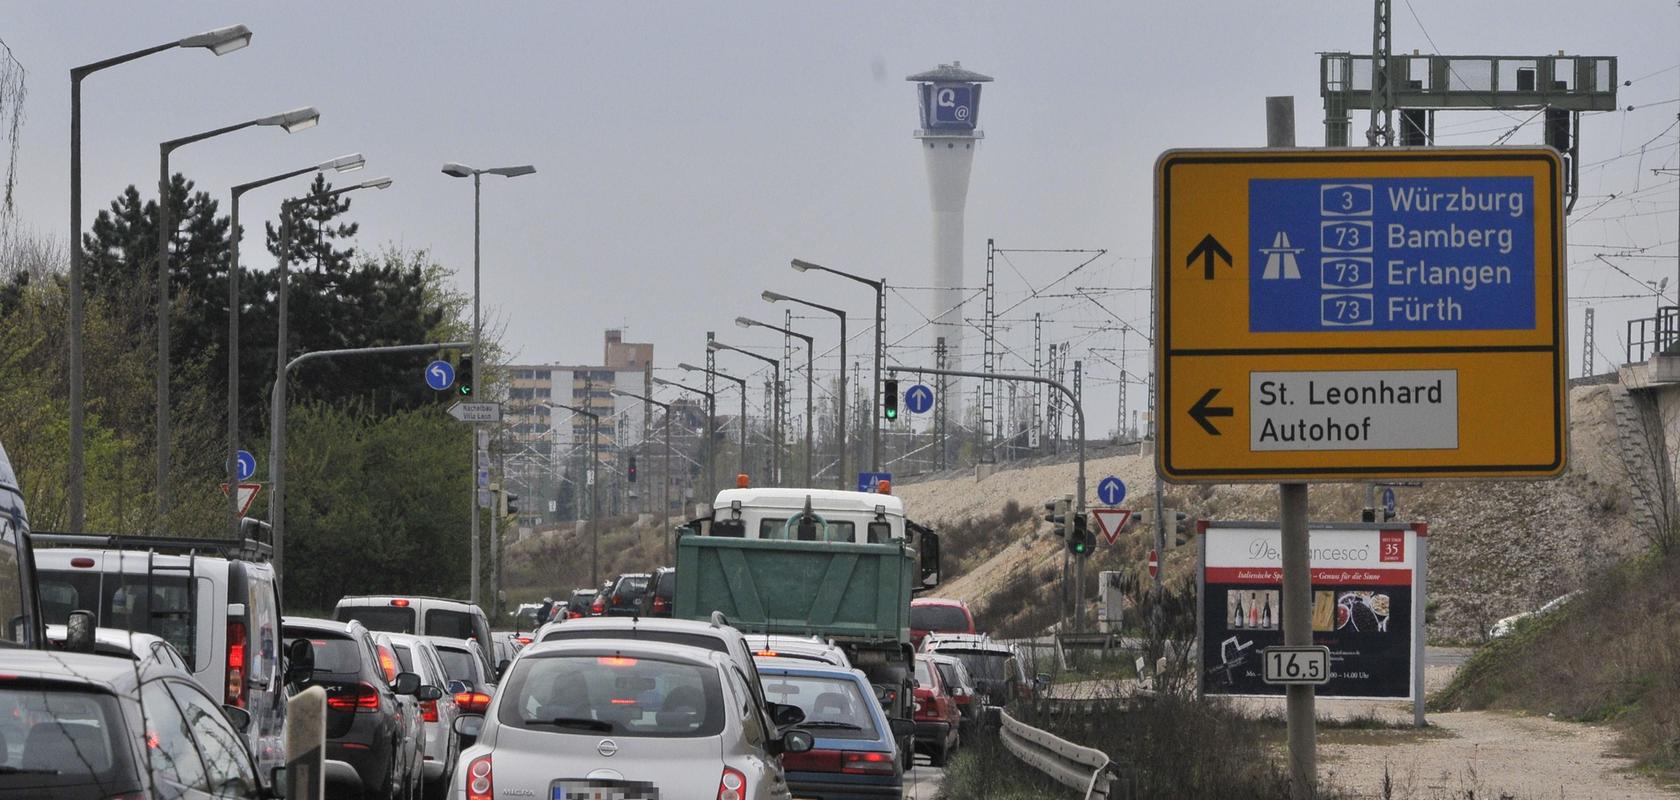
[1320, 709, 1676, 799]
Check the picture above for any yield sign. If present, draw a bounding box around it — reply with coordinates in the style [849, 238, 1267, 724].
[1090, 508, 1132, 546]
[219, 483, 262, 516]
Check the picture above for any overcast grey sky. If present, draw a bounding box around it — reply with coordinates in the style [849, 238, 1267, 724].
[3, 1, 1676, 436]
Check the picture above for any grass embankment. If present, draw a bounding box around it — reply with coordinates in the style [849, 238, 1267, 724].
[1433, 547, 1680, 778]
[500, 515, 671, 609]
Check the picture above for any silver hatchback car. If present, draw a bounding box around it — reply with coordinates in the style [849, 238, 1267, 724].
[453, 638, 812, 800]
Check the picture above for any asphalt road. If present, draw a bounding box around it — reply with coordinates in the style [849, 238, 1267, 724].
[901, 755, 945, 799]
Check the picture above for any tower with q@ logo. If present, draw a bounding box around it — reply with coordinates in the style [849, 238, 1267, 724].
[909, 61, 991, 415]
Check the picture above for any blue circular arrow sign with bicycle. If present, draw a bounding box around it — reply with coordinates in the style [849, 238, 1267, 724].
[425, 360, 456, 391]
[1097, 476, 1126, 506]
[904, 384, 935, 415]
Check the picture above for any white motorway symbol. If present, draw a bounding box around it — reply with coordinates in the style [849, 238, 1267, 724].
[1249, 370, 1458, 451]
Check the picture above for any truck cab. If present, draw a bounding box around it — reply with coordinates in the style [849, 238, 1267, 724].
[706, 487, 907, 544]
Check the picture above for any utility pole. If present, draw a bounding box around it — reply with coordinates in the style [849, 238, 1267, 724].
[981, 239, 997, 463]
[1582, 307, 1595, 378]
[1367, 0, 1394, 146]
[935, 337, 948, 470]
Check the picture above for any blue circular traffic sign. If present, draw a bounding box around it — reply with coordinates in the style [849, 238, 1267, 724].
[235, 450, 257, 482]
[425, 360, 456, 391]
[1097, 476, 1127, 506]
[904, 384, 935, 415]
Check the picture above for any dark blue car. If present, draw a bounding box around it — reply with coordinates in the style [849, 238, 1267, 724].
[755, 657, 912, 799]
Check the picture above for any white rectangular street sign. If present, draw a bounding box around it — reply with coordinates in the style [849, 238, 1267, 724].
[1263, 645, 1331, 685]
[477, 489, 492, 509]
[449, 402, 502, 423]
[1249, 369, 1459, 451]
[477, 430, 490, 449]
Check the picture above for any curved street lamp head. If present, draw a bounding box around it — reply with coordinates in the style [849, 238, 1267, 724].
[762, 290, 789, 303]
[705, 341, 724, 352]
[790, 259, 815, 272]
[358, 176, 394, 190]
[179, 24, 253, 55]
[441, 162, 475, 178]
[487, 165, 537, 178]
[735, 316, 759, 329]
[318, 153, 365, 173]
[677, 363, 702, 372]
[257, 106, 320, 133]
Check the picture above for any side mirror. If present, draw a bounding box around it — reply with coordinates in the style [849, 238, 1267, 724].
[453, 713, 484, 748]
[392, 671, 421, 696]
[65, 610, 96, 653]
[446, 680, 468, 695]
[266, 766, 288, 798]
[781, 729, 814, 754]
[221, 705, 252, 734]
[888, 717, 915, 739]
[416, 685, 444, 702]
[767, 702, 806, 728]
[495, 659, 512, 681]
[918, 531, 941, 589]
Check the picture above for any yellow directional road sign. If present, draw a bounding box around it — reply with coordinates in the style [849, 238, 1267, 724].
[1155, 148, 1566, 482]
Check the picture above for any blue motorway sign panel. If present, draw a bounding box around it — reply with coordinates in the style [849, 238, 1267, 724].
[1248, 178, 1535, 332]
[857, 472, 892, 493]
[904, 384, 935, 415]
[1155, 148, 1566, 482]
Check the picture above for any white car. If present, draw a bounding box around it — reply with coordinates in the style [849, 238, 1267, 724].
[382, 632, 465, 800]
[744, 634, 851, 668]
[452, 638, 812, 800]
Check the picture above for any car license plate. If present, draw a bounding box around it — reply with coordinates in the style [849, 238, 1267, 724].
[552, 780, 659, 800]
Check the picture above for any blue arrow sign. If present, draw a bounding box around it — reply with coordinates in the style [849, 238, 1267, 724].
[425, 360, 456, 391]
[1097, 476, 1127, 506]
[904, 384, 935, 415]
[1382, 487, 1397, 516]
[235, 450, 257, 482]
[857, 472, 892, 493]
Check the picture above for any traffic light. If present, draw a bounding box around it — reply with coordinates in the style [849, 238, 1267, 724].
[1042, 495, 1070, 538]
[627, 455, 638, 484]
[883, 379, 899, 420]
[506, 493, 520, 516]
[1069, 513, 1094, 557]
[458, 355, 475, 397]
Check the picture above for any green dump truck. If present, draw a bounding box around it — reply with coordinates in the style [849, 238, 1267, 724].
[675, 486, 940, 737]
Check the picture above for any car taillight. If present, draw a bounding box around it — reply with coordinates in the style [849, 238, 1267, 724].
[224, 621, 247, 708]
[652, 596, 670, 613]
[591, 598, 605, 614]
[842, 751, 896, 775]
[419, 698, 439, 723]
[376, 644, 397, 683]
[716, 766, 746, 800]
[465, 754, 492, 800]
[454, 691, 492, 714]
[326, 682, 380, 713]
[781, 748, 843, 772]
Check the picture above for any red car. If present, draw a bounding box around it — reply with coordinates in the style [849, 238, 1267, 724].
[911, 654, 962, 766]
[910, 598, 975, 648]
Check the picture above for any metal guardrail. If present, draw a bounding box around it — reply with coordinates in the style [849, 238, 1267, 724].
[999, 710, 1116, 799]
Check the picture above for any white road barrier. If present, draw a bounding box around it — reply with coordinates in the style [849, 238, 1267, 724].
[998, 710, 1116, 799]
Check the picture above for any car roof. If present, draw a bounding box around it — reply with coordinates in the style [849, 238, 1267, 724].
[926, 633, 1011, 653]
[713, 487, 905, 515]
[516, 637, 728, 668]
[752, 658, 867, 681]
[911, 597, 970, 608]
[423, 635, 480, 652]
[336, 595, 480, 609]
[545, 615, 737, 637]
[283, 616, 360, 636]
[0, 648, 182, 690]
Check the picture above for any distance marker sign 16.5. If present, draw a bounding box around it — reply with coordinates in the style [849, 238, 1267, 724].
[1155, 148, 1566, 482]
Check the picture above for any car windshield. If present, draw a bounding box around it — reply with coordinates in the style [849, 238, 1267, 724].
[654, 573, 676, 599]
[434, 647, 477, 684]
[935, 663, 963, 691]
[542, 628, 727, 654]
[391, 643, 415, 673]
[499, 653, 724, 738]
[285, 634, 365, 678]
[37, 572, 198, 669]
[338, 606, 416, 634]
[757, 517, 856, 543]
[914, 659, 934, 687]
[0, 685, 134, 794]
[760, 674, 878, 740]
[942, 649, 1013, 682]
[611, 576, 650, 602]
[424, 609, 475, 639]
[910, 605, 970, 633]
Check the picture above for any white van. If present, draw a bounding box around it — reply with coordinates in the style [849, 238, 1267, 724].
[334, 595, 498, 680]
[33, 529, 287, 776]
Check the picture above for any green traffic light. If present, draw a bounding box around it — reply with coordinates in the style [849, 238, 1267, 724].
[885, 408, 897, 420]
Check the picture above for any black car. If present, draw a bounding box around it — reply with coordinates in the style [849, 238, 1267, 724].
[601, 573, 651, 617]
[640, 567, 676, 617]
[283, 616, 431, 800]
[562, 589, 597, 620]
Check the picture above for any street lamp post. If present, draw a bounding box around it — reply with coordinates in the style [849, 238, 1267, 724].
[612, 389, 673, 562]
[707, 341, 782, 485]
[67, 23, 253, 533]
[442, 161, 537, 606]
[549, 402, 601, 586]
[678, 363, 747, 479]
[764, 290, 847, 488]
[791, 259, 884, 472]
[653, 377, 716, 499]
[156, 105, 320, 519]
[269, 177, 393, 575]
[736, 317, 815, 487]
[227, 153, 364, 538]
